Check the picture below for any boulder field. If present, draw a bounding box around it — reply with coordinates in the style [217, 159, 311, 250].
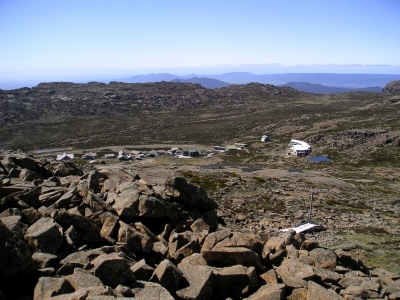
[0, 152, 399, 300]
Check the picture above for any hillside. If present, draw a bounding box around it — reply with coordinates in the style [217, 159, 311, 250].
[0, 81, 300, 150]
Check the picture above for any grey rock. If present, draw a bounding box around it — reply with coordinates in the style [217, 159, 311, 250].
[112, 189, 139, 221]
[260, 269, 279, 285]
[39, 188, 66, 206]
[201, 246, 263, 273]
[177, 261, 215, 300]
[0, 219, 33, 278]
[24, 217, 63, 254]
[87, 169, 100, 194]
[169, 231, 200, 262]
[243, 283, 285, 300]
[138, 195, 180, 219]
[33, 276, 74, 300]
[130, 280, 174, 300]
[58, 251, 90, 275]
[118, 221, 153, 253]
[22, 207, 43, 225]
[276, 258, 317, 280]
[307, 281, 344, 300]
[315, 268, 342, 283]
[339, 285, 368, 298]
[309, 248, 337, 270]
[165, 177, 218, 213]
[201, 229, 231, 252]
[66, 268, 104, 290]
[130, 259, 155, 281]
[49, 290, 88, 300]
[0, 215, 28, 239]
[54, 187, 77, 209]
[114, 284, 132, 297]
[150, 259, 182, 294]
[32, 252, 58, 269]
[214, 265, 258, 298]
[93, 252, 134, 288]
[99, 212, 119, 242]
[282, 275, 308, 289]
[65, 225, 79, 245]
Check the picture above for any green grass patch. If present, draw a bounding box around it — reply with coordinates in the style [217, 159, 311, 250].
[181, 170, 228, 192]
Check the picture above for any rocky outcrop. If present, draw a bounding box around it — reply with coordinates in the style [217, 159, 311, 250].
[383, 80, 400, 94]
[0, 152, 399, 299]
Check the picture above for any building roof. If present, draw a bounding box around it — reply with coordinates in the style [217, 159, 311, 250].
[56, 153, 74, 161]
[290, 139, 311, 151]
[226, 145, 239, 150]
[281, 223, 318, 233]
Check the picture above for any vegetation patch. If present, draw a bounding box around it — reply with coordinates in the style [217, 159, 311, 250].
[181, 170, 228, 192]
[253, 176, 266, 183]
[326, 199, 341, 206]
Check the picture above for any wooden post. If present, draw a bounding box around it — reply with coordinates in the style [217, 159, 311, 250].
[308, 191, 313, 223]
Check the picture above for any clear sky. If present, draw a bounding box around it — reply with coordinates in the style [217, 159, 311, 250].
[1, 0, 400, 80]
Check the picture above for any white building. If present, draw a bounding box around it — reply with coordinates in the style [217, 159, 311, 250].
[261, 135, 270, 142]
[288, 139, 312, 156]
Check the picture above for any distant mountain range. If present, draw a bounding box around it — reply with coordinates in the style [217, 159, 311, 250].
[1, 72, 399, 91]
[119, 72, 400, 88]
[171, 77, 230, 89]
[279, 82, 383, 94]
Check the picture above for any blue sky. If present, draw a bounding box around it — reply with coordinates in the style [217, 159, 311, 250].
[1, 0, 400, 80]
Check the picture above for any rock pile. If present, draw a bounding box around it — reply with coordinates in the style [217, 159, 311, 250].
[1, 152, 400, 299]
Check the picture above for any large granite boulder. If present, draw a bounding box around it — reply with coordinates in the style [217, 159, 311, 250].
[201, 246, 263, 273]
[243, 283, 285, 300]
[214, 264, 258, 298]
[276, 258, 317, 280]
[177, 259, 215, 300]
[92, 252, 134, 288]
[150, 259, 182, 294]
[65, 268, 104, 291]
[169, 231, 200, 262]
[138, 195, 181, 219]
[112, 189, 139, 221]
[24, 217, 63, 254]
[0, 219, 33, 278]
[130, 281, 174, 300]
[309, 248, 337, 270]
[165, 177, 218, 213]
[33, 276, 74, 300]
[118, 221, 153, 253]
[307, 281, 345, 300]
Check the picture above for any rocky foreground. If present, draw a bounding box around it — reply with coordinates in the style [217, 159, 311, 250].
[1, 152, 400, 300]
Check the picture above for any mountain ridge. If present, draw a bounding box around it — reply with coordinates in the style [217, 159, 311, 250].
[280, 82, 382, 94]
[171, 77, 230, 89]
[1, 72, 399, 90]
[117, 72, 400, 88]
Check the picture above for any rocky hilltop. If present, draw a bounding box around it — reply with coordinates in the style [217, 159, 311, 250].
[382, 80, 400, 95]
[0, 81, 299, 126]
[1, 151, 400, 300]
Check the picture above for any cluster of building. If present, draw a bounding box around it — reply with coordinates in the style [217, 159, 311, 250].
[212, 142, 249, 152]
[55, 137, 312, 161]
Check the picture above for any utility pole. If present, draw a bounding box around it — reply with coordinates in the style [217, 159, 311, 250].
[308, 191, 313, 223]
